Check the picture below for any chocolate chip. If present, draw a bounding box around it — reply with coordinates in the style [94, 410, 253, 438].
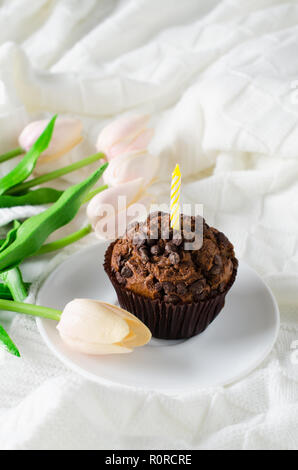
[165, 242, 178, 254]
[139, 246, 149, 263]
[176, 282, 187, 295]
[119, 254, 130, 268]
[155, 282, 163, 292]
[116, 255, 122, 268]
[218, 282, 226, 293]
[171, 237, 183, 246]
[169, 252, 180, 265]
[157, 258, 167, 268]
[146, 238, 156, 247]
[213, 254, 222, 266]
[150, 244, 160, 256]
[217, 232, 229, 246]
[115, 271, 126, 285]
[133, 234, 146, 247]
[210, 289, 218, 297]
[121, 265, 133, 278]
[146, 279, 154, 290]
[183, 231, 195, 243]
[148, 223, 159, 239]
[190, 280, 205, 295]
[162, 281, 175, 294]
[164, 294, 179, 304]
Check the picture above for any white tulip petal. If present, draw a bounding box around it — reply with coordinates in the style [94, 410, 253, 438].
[59, 334, 132, 355]
[87, 178, 144, 227]
[19, 117, 83, 163]
[92, 193, 152, 239]
[102, 302, 152, 348]
[96, 114, 149, 157]
[57, 299, 151, 356]
[57, 299, 130, 344]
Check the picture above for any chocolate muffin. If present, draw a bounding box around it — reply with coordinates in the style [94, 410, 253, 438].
[104, 212, 238, 339]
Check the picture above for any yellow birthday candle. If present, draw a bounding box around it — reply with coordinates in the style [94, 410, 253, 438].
[170, 164, 181, 230]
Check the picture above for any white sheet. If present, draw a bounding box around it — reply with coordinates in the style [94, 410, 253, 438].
[0, 0, 298, 450]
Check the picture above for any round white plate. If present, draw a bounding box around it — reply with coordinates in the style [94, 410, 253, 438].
[36, 243, 280, 395]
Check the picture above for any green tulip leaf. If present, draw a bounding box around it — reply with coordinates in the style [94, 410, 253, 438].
[0, 115, 57, 196]
[0, 324, 20, 357]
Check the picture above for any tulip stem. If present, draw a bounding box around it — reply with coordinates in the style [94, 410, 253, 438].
[0, 299, 61, 321]
[0, 147, 24, 164]
[84, 184, 108, 203]
[33, 224, 92, 256]
[0, 267, 28, 302]
[7, 152, 106, 195]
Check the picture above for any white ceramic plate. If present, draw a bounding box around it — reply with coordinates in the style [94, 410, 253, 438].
[36, 243, 280, 395]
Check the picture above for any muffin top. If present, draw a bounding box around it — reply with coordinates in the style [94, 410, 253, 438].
[110, 212, 237, 304]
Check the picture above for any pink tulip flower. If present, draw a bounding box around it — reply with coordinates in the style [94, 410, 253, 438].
[96, 114, 153, 161]
[19, 117, 83, 163]
[57, 299, 151, 355]
[103, 149, 159, 188]
[87, 178, 152, 239]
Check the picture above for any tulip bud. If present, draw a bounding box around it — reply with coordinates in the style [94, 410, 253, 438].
[19, 117, 83, 164]
[87, 178, 143, 227]
[57, 299, 151, 355]
[96, 114, 153, 161]
[103, 150, 159, 188]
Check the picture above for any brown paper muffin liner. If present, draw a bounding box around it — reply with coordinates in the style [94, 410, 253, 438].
[104, 242, 238, 340]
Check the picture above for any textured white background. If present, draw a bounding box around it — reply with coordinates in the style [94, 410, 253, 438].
[0, 0, 298, 450]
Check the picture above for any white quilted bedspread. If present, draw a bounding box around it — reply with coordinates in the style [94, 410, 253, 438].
[0, 0, 298, 450]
